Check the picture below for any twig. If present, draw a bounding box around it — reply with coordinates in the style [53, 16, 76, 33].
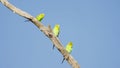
[0, 0, 80, 68]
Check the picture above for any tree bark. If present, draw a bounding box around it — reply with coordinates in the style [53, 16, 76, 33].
[0, 0, 80, 68]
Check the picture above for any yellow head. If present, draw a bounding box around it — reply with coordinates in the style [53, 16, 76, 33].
[55, 24, 60, 30]
[68, 42, 73, 47]
[39, 13, 45, 17]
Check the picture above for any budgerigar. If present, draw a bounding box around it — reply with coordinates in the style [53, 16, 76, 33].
[61, 42, 73, 63]
[52, 24, 60, 49]
[36, 13, 45, 22]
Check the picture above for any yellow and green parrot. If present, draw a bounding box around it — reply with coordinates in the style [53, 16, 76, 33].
[25, 13, 45, 22]
[36, 13, 45, 22]
[52, 24, 60, 49]
[61, 41, 73, 63]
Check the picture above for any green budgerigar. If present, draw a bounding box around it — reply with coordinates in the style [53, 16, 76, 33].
[52, 24, 60, 49]
[25, 13, 45, 22]
[61, 42, 73, 63]
[36, 13, 45, 22]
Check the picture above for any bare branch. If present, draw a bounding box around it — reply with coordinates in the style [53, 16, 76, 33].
[0, 0, 80, 68]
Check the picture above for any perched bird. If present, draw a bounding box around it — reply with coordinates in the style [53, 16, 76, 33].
[61, 42, 73, 63]
[24, 13, 45, 22]
[52, 24, 60, 49]
[36, 13, 45, 22]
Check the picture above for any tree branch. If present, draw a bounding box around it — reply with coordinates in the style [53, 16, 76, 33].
[0, 0, 80, 68]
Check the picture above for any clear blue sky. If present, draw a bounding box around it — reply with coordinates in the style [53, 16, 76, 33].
[0, 0, 120, 68]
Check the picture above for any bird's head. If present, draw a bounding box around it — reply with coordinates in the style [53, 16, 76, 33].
[39, 13, 45, 18]
[55, 24, 60, 30]
[69, 42, 73, 48]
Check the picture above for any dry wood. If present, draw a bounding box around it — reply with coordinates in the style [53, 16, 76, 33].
[0, 0, 80, 68]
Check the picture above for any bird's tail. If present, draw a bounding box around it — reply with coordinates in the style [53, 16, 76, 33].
[61, 58, 65, 64]
[24, 20, 30, 22]
[53, 45, 55, 50]
[52, 36, 59, 50]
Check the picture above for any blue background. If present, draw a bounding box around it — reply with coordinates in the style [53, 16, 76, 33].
[0, 0, 120, 68]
